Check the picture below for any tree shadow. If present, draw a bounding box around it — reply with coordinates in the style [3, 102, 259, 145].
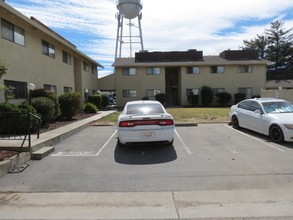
[114, 142, 177, 165]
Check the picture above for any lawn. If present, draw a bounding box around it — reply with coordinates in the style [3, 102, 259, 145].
[98, 107, 230, 123]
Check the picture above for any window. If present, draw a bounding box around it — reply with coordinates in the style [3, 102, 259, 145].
[238, 65, 252, 73]
[122, 68, 136, 76]
[64, 87, 73, 93]
[146, 89, 161, 97]
[83, 62, 89, 72]
[4, 80, 27, 99]
[187, 66, 200, 74]
[211, 66, 224, 74]
[44, 84, 57, 93]
[91, 66, 96, 75]
[62, 51, 72, 65]
[186, 88, 200, 96]
[238, 87, 252, 98]
[212, 88, 225, 95]
[42, 40, 55, 58]
[1, 19, 25, 46]
[123, 90, 137, 97]
[146, 67, 160, 75]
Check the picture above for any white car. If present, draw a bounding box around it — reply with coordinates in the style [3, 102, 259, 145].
[229, 98, 293, 143]
[117, 100, 175, 146]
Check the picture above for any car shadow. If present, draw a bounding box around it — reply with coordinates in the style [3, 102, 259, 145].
[237, 127, 293, 149]
[114, 142, 177, 165]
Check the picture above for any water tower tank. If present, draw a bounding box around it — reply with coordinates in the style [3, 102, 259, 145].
[117, 0, 142, 19]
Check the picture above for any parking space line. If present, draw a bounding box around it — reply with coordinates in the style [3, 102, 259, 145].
[175, 129, 192, 155]
[96, 130, 117, 156]
[225, 125, 285, 152]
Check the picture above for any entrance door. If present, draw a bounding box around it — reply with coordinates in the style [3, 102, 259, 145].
[165, 67, 179, 106]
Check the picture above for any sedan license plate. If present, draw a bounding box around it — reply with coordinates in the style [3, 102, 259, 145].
[141, 131, 154, 138]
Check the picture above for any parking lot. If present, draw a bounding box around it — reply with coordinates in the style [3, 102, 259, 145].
[0, 123, 293, 192]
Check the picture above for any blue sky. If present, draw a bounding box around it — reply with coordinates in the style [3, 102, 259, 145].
[5, 0, 293, 78]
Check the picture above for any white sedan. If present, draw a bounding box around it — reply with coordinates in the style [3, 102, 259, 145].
[229, 98, 293, 143]
[117, 100, 175, 146]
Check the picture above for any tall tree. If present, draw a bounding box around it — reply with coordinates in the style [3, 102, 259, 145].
[242, 20, 293, 79]
[243, 34, 268, 59]
[265, 20, 293, 77]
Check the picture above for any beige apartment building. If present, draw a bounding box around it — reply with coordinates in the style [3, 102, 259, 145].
[0, 1, 103, 104]
[109, 49, 269, 107]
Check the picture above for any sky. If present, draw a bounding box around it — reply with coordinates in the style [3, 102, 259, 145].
[5, 0, 293, 78]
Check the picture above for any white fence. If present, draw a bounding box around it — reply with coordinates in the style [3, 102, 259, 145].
[261, 88, 293, 102]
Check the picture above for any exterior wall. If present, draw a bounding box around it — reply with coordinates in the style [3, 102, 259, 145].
[0, 2, 101, 104]
[261, 88, 293, 102]
[114, 62, 267, 108]
[180, 64, 267, 106]
[97, 74, 116, 91]
[115, 67, 165, 107]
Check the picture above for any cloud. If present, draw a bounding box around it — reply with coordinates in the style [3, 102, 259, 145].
[6, 0, 293, 77]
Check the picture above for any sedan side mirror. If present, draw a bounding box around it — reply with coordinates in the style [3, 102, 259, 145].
[254, 109, 263, 114]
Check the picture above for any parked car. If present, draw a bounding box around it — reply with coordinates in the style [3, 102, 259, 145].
[229, 98, 293, 143]
[117, 100, 175, 146]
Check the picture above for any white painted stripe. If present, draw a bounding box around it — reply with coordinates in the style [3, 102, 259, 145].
[225, 125, 285, 152]
[52, 130, 118, 157]
[95, 129, 117, 156]
[175, 129, 192, 155]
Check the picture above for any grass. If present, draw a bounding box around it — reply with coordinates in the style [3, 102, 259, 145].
[97, 107, 230, 123]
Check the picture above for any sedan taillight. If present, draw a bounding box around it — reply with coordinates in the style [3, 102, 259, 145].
[119, 119, 174, 127]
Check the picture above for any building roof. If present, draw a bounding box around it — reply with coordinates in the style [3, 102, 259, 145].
[0, 1, 103, 68]
[112, 55, 269, 67]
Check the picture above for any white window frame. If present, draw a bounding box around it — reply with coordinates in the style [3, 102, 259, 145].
[146, 67, 160, 75]
[187, 66, 200, 74]
[123, 90, 137, 97]
[1, 19, 25, 46]
[122, 68, 136, 76]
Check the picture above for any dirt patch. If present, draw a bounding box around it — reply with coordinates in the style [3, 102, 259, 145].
[0, 151, 18, 161]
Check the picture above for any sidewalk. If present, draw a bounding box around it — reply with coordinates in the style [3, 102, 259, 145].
[0, 110, 116, 177]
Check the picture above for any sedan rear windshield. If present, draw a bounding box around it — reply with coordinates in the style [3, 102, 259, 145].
[126, 103, 165, 115]
[262, 101, 293, 113]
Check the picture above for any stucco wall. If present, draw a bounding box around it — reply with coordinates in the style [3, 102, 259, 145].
[261, 89, 293, 102]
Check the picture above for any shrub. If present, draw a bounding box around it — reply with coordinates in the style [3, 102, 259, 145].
[201, 85, 213, 106]
[84, 103, 98, 114]
[234, 93, 246, 104]
[187, 94, 199, 106]
[155, 93, 166, 106]
[18, 103, 40, 132]
[142, 96, 149, 100]
[31, 88, 60, 119]
[216, 92, 232, 106]
[101, 93, 109, 109]
[31, 97, 55, 125]
[87, 95, 102, 109]
[58, 92, 81, 119]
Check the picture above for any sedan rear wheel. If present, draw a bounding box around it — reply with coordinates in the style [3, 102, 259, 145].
[231, 116, 240, 129]
[269, 125, 284, 143]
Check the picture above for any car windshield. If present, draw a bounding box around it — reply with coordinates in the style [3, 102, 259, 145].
[262, 101, 293, 113]
[126, 103, 165, 115]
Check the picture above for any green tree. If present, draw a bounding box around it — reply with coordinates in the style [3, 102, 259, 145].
[0, 61, 13, 103]
[242, 20, 293, 79]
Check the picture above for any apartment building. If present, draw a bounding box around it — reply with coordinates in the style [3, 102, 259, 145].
[0, 1, 103, 104]
[111, 49, 269, 107]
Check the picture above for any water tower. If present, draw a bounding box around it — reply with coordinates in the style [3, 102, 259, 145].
[115, 0, 144, 58]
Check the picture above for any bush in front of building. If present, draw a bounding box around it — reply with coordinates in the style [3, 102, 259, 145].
[142, 96, 149, 100]
[187, 94, 199, 106]
[31, 88, 60, 119]
[101, 93, 110, 109]
[201, 85, 213, 106]
[31, 97, 55, 126]
[84, 103, 98, 114]
[155, 93, 166, 106]
[234, 93, 246, 104]
[216, 92, 232, 106]
[0, 103, 39, 134]
[58, 92, 81, 119]
[87, 94, 102, 109]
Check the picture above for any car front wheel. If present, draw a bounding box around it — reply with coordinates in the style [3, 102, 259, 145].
[231, 116, 240, 129]
[269, 125, 284, 143]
